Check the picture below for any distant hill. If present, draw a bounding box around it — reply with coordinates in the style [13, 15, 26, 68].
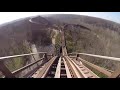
[43, 14, 120, 32]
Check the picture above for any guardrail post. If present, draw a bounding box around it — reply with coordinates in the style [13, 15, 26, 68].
[0, 61, 15, 78]
[43, 53, 48, 64]
[76, 54, 79, 61]
[51, 54, 54, 58]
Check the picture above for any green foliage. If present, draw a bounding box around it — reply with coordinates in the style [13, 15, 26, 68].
[66, 41, 74, 53]
[5, 57, 25, 72]
[5, 40, 30, 72]
[84, 64, 108, 78]
[55, 33, 61, 54]
[65, 30, 75, 53]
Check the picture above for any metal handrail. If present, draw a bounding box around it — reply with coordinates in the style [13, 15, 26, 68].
[69, 52, 120, 62]
[0, 52, 47, 62]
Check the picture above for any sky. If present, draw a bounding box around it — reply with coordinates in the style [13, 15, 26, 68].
[0, 12, 120, 25]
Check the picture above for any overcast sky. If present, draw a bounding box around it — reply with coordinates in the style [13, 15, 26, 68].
[0, 12, 120, 25]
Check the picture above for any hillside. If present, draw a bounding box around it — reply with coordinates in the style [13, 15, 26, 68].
[43, 14, 120, 71]
[43, 14, 120, 32]
[0, 16, 54, 76]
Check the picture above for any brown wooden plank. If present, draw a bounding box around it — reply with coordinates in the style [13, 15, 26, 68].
[64, 56, 81, 78]
[54, 57, 61, 78]
[63, 58, 72, 78]
[109, 69, 120, 78]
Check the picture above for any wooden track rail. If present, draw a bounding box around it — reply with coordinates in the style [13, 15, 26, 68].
[68, 53, 118, 77]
